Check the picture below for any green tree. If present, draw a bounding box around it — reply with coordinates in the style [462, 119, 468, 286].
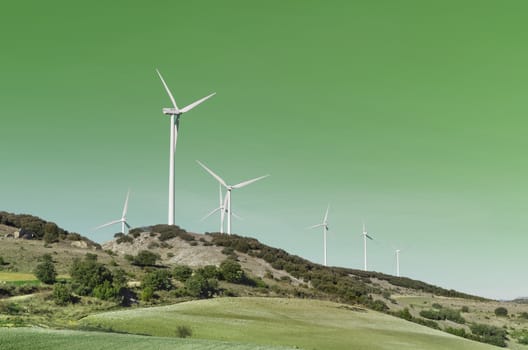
[494, 307, 508, 317]
[70, 254, 113, 296]
[185, 273, 218, 298]
[34, 254, 57, 284]
[173, 265, 193, 282]
[142, 269, 173, 291]
[219, 259, 245, 283]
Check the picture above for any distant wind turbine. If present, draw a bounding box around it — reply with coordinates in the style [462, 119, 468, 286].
[95, 190, 131, 234]
[197, 160, 268, 235]
[156, 69, 216, 226]
[201, 184, 242, 233]
[362, 222, 373, 271]
[308, 205, 330, 266]
[395, 249, 401, 277]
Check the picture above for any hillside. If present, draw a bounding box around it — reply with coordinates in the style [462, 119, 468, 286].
[1, 219, 528, 349]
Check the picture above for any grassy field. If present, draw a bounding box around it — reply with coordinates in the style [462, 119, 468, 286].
[80, 297, 500, 350]
[0, 327, 295, 350]
[0, 272, 37, 282]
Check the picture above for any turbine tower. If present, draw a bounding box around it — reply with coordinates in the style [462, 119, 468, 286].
[95, 190, 131, 234]
[201, 184, 242, 233]
[362, 222, 373, 271]
[308, 205, 330, 266]
[156, 69, 216, 225]
[197, 160, 268, 234]
[395, 249, 401, 277]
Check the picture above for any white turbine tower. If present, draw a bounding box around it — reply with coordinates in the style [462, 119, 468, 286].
[308, 205, 330, 266]
[395, 249, 401, 277]
[362, 222, 373, 271]
[201, 184, 242, 233]
[96, 190, 131, 234]
[156, 69, 216, 226]
[196, 160, 268, 234]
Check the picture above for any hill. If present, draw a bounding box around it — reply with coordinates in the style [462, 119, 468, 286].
[1, 218, 528, 348]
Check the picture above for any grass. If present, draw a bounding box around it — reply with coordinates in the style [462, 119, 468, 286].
[0, 272, 37, 282]
[0, 327, 295, 350]
[80, 297, 500, 350]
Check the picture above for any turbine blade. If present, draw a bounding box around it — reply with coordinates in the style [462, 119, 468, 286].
[307, 223, 325, 230]
[218, 184, 223, 207]
[366, 234, 373, 240]
[125, 222, 131, 229]
[156, 69, 179, 111]
[196, 160, 228, 188]
[201, 207, 221, 221]
[232, 212, 243, 221]
[221, 191, 230, 224]
[232, 175, 269, 189]
[95, 219, 121, 230]
[180, 92, 216, 113]
[323, 204, 330, 223]
[122, 189, 130, 218]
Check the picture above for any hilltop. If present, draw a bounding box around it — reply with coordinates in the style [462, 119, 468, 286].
[1, 216, 528, 348]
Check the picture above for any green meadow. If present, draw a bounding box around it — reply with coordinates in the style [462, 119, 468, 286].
[80, 297, 499, 350]
[0, 327, 294, 350]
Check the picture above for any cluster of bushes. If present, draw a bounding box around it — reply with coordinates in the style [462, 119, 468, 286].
[419, 307, 465, 324]
[390, 308, 439, 329]
[446, 323, 508, 347]
[125, 250, 161, 267]
[149, 225, 194, 242]
[0, 211, 99, 248]
[140, 259, 267, 301]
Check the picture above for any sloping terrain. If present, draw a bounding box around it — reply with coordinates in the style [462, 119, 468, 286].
[80, 297, 499, 350]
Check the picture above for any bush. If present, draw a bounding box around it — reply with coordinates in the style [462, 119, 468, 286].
[173, 265, 193, 282]
[185, 274, 218, 298]
[494, 307, 508, 317]
[519, 312, 528, 319]
[132, 250, 160, 267]
[0, 256, 7, 266]
[142, 270, 173, 291]
[461, 306, 469, 313]
[70, 254, 113, 296]
[93, 280, 121, 301]
[176, 325, 192, 338]
[52, 283, 75, 306]
[219, 259, 246, 284]
[117, 235, 134, 244]
[34, 254, 57, 284]
[141, 286, 154, 301]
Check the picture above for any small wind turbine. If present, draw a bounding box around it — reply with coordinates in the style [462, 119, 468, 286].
[201, 184, 242, 233]
[362, 222, 373, 271]
[156, 69, 216, 226]
[308, 205, 330, 266]
[95, 190, 131, 234]
[196, 160, 268, 234]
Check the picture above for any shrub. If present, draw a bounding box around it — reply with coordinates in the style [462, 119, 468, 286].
[461, 306, 469, 313]
[93, 280, 121, 301]
[176, 325, 192, 338]
[70, 254, 113, 296]
[173, 265, 193, 282]
[52, 283, 75, 305]
[519, 312, 528, 319]
[432, 303, 442, 309]
[141, 286, 154, 301]
[495, 307, 508, 317]
[219, 259, 246, 284]
[185, 274, 218, 298]
[34, 254, 57, 284]
[0, 256, 7, 265]
[132, 250, 160, 267]
[142, 270, 173, 291]
[117, 235, 134, 244]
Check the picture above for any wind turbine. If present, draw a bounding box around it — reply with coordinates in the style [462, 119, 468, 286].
[95, 190, 131, 234]
[156, 69, 216, 226]
[196, 160, 268, 234]
[201, 184, 242, 233]
[308, 205, 330, 266]
[362, 222, 373, 271]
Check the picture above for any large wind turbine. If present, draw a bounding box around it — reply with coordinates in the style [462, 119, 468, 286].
[201, 184, 241, 233]
[156, 69, 216, 225]
[362, 222, 373, 271]
[196, 160, 268, 234]
[95, 190, 131, 234]
[308, 205, 330, 266]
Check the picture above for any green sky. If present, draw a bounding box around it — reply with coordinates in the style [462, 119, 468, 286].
[1, 0, 528, 299]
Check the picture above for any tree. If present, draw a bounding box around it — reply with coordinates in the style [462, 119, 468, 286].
[34, 254, 57, 284]
[173, 265, 193, 282]
[70, 254, 113, 296]
[219, 259, 246, 284]
[142, 269, 173, 291]
[185, 273, 218, 298]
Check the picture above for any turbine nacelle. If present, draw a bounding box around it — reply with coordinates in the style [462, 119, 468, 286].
[162, 107, 180, 116]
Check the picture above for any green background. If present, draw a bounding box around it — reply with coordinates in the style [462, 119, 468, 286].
[1, 0, 527, 299]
